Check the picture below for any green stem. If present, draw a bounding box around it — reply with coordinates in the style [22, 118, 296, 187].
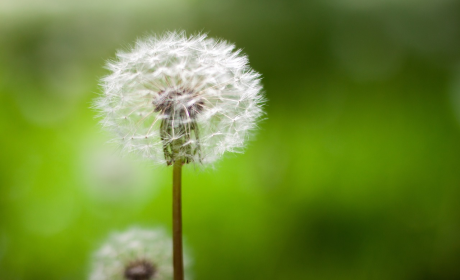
[173, 158, 184, 280]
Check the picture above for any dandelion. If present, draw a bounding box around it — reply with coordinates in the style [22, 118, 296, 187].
[94, 31, 264, 280]
[95, 31, 264, 166]
[89, 228, 190, 280]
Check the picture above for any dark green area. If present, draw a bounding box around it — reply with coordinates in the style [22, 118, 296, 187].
[1, 0, 460, 279]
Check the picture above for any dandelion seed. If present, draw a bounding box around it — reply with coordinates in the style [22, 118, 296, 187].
[94, 31, 264, 166]
[89, 228, 190, 280]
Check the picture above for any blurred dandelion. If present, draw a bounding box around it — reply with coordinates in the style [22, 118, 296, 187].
[89, 227, 190, 280]
[94, 31, 264, 280]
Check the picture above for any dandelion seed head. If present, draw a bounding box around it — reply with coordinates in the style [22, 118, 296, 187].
[89, 228, 188, 280]
[95, 31, 264, 165]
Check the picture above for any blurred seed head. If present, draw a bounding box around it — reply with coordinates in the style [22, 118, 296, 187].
[94, 31, 265, 166]
[89, 227, 189, 280]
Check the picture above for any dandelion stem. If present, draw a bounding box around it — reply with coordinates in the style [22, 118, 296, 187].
[173, 158, 184, 280]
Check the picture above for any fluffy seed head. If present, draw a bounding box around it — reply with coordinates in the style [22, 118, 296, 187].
[89, 228, 188, 280]
[95, 31, 264, 165]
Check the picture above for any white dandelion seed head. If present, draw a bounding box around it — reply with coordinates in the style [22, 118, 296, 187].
[89, 227, 190, 280]
[95, 31, 265, 166]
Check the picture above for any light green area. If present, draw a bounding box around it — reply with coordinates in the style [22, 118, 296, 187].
[1, 1, 460, 279]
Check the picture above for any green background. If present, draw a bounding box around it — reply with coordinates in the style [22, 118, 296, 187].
[1, 0, 460, 279]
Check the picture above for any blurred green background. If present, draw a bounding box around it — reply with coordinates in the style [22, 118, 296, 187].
[1, 0, 460, 279]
